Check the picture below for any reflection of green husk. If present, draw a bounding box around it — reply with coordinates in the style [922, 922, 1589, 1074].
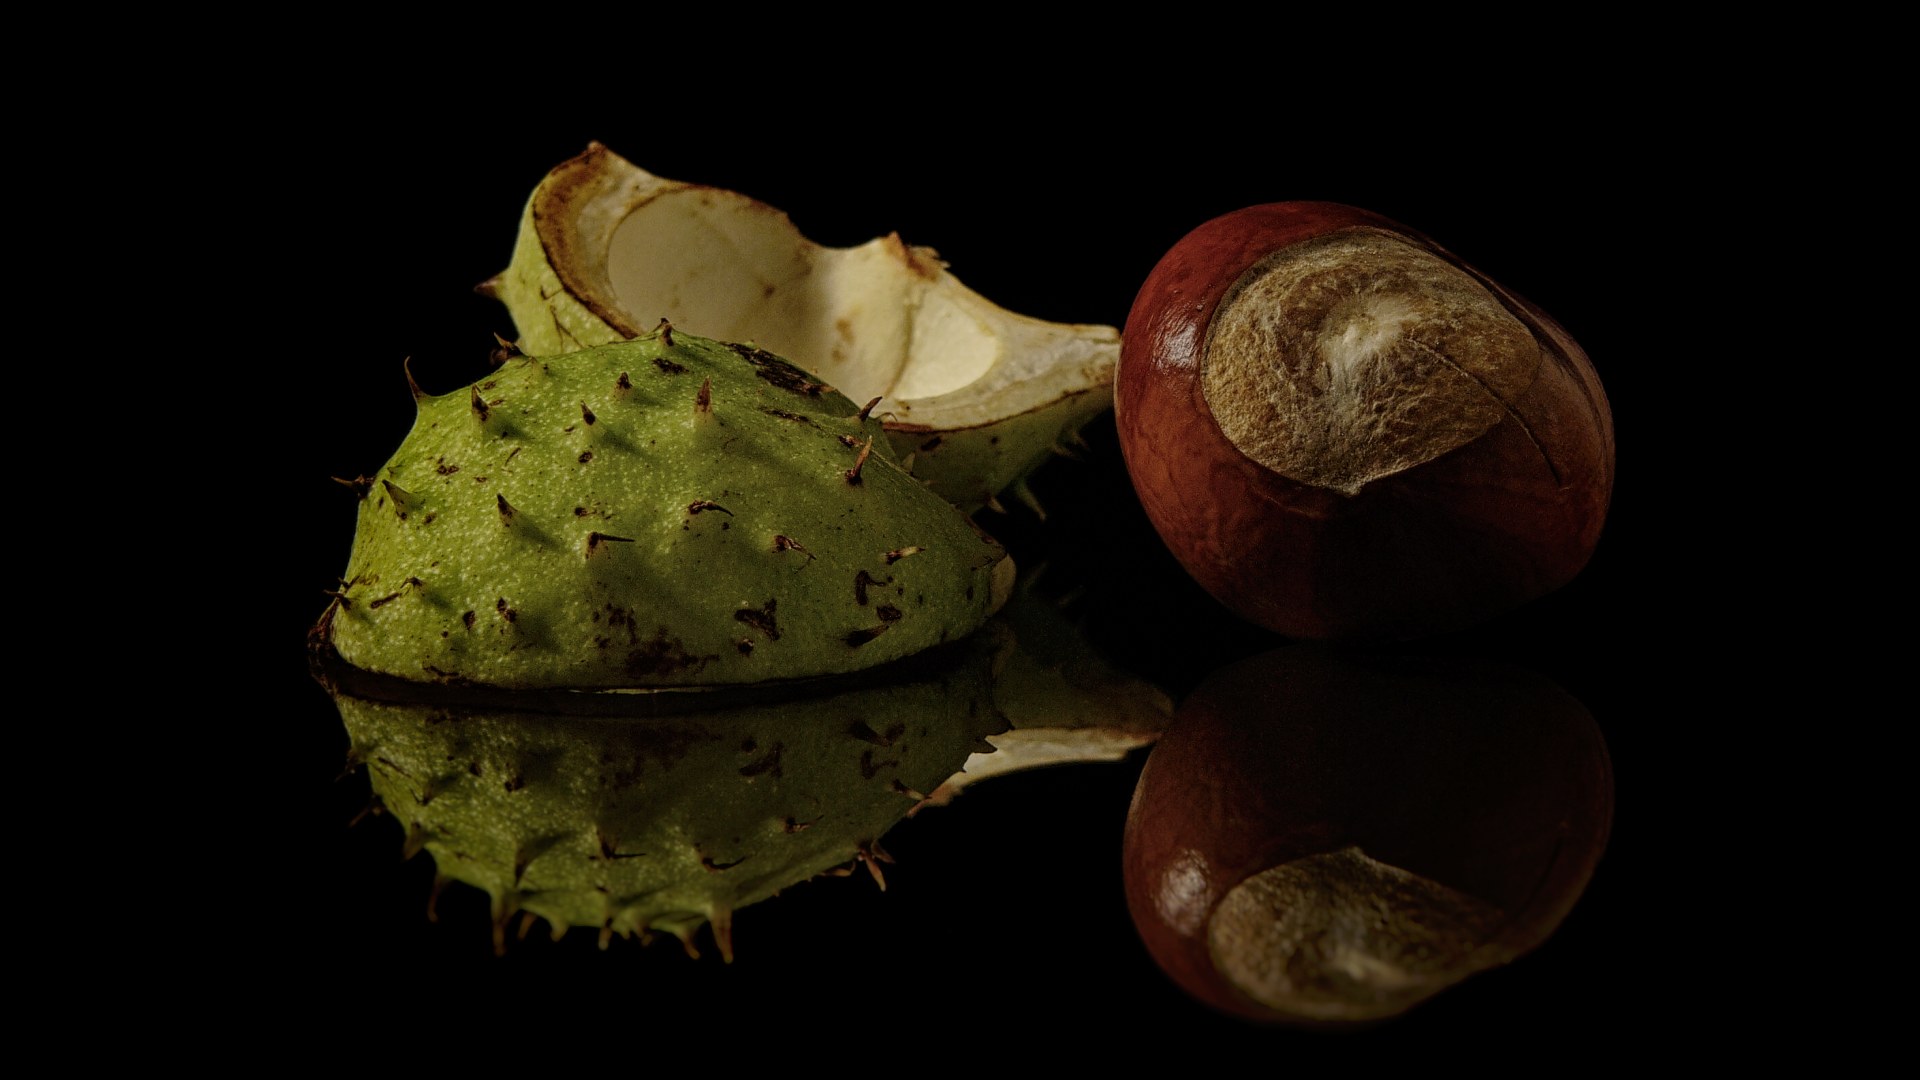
[326, 631, 1006, 959]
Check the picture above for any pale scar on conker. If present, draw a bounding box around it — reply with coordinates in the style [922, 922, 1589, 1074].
[1203, 230, 1539, 496]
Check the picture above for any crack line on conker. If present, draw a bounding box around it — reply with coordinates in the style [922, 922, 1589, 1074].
[1399, 336, 1561, 486]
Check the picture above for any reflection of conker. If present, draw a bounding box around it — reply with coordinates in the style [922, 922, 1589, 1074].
[1122, 649, 1613, 1024]
[1117, 203, 1613, 639]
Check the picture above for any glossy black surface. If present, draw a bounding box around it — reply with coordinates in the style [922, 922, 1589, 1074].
[247, 105, 1667, 1053]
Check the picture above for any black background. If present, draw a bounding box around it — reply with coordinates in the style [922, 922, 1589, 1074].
[231, 88, 1678, 1055]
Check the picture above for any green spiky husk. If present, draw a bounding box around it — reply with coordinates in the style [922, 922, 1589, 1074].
[496, 162, 1116, 512]
[328, 333, 1008, 689]
[500, 200, 616, 358]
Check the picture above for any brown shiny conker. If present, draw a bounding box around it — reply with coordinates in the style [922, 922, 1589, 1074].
[1116, 202, 1613, 639]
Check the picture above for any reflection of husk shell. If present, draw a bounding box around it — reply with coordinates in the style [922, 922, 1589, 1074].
[929, 578, 1171, 804]
[498, 144, 1119, 509]
[326, 631, 1007, 957]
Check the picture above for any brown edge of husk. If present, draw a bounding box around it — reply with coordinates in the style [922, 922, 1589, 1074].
[307, 598, 1002, 721]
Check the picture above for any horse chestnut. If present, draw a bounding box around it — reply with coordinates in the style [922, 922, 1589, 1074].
[1116, 203, 1613, 639]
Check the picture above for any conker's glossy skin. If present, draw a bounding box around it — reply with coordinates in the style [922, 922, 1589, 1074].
[1116, 202, 1613, 639]
[1121, 648, 1613, 1024]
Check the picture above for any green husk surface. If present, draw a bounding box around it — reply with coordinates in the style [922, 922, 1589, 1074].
[327, 331, 1010, 689]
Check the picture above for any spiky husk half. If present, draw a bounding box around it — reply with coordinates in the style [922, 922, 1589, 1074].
[496, 144, 1118, 510]
[325, 331, 1011, 689]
